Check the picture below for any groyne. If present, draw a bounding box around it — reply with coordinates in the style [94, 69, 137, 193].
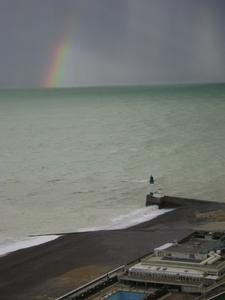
[146, 194, 213, 208]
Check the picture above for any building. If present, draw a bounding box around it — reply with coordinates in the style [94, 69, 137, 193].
[121, 231, 225, 294]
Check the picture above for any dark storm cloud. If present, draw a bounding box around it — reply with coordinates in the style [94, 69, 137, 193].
[71, 0, 225, 86]
[0, 0, 225, 88]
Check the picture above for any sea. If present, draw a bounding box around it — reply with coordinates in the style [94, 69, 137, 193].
[0, 83, 225, 255]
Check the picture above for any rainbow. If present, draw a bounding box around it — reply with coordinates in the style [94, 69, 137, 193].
[43, 6, 83, 88]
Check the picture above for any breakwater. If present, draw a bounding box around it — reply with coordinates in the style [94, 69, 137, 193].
[146, 195, 213, 208]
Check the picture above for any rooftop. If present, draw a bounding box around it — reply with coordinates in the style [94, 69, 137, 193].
[161, 231, 225, 254]
[129, 262, 205, 278]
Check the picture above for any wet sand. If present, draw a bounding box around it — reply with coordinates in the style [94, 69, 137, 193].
[1, 202, 225, 300]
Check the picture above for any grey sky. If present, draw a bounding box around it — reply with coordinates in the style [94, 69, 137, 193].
[0, 0, 225, 88]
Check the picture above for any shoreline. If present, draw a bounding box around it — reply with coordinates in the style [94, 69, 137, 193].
[1, 201, 225, 299]
[0, 205, 171, 257]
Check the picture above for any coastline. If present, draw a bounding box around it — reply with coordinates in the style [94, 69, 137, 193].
[1, 201, 225, 299]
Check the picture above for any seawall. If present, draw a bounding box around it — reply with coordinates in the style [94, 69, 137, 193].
[146, 194, 213, 208]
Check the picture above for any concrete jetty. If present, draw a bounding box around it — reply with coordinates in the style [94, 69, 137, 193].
[146, 194, 214, 208]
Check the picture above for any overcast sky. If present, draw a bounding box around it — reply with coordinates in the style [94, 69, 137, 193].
[1, 0, 225, 89]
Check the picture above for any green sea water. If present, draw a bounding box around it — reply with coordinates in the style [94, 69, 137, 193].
[0, 83, 225, 249]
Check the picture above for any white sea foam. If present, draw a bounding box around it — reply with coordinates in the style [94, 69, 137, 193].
[0, 235, 60, 257]
[110, 206, 173, 229]
[77, 206, 173, 232]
